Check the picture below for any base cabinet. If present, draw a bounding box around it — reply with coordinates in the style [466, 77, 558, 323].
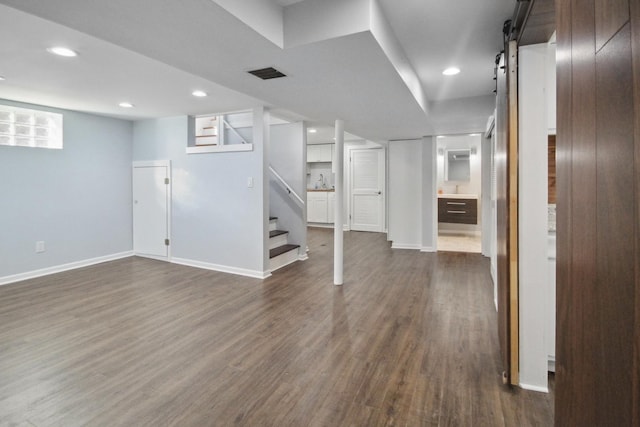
[327, 192, 335, 223]
[438, 197, 478, 224]
[307, 191, 335, 224]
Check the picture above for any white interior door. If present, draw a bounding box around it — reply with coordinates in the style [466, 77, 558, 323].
[350, 148, 385, 232]
[133, 162, 170, 259]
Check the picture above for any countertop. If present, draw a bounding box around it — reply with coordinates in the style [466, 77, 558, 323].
[437, 193, 478, 199]
[307, 189, 335, 192]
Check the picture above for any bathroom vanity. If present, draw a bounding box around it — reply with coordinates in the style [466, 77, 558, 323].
[437, 194, 478, 224]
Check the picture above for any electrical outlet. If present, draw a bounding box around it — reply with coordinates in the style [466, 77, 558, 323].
[35, 241, 45, 253]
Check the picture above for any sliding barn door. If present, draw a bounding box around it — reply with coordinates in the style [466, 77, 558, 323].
[555, 0, 640, 424]
[495, 42, 519, 386]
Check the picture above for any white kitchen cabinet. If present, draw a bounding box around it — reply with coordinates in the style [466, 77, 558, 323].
[307, 144, 332, 162]
[327, 192, 335, 223]
[307, 192, 328, 223]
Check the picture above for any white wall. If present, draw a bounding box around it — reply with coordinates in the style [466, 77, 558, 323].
[388, 137, 441, 251]
[388, 140, 422, 249]
[269, 122, 306, 254]
[0, 99, 133, 284]
[421, 137, 437, 251]
[518, 43, 551, 392]
[132, 112, 268, 278]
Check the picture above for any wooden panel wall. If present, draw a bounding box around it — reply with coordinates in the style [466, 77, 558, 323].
[555, 0, 640, 424]
[495, 52, 511, 384]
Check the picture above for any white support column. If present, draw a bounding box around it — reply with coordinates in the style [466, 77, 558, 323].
[334, 119, 344, 285]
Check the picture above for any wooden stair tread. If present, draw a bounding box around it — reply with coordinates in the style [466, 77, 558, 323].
[269, 244, 299, 259]
[269, 230, 288, 238]
[269, 216, 277, 221]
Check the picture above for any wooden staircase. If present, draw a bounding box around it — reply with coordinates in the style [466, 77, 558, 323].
[269, 217, 300, 271]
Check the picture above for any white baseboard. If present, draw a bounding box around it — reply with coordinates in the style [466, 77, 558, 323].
[307, 223, 334, 229]
[519, 383, 549, 393]
[420, 246, 436, 253]
[298, 253, 309, 261]
[134, 253, 169, 262]
[171, 257, 270, 279]
[0, 251, 134, 286]
[391, 243, 421, 250]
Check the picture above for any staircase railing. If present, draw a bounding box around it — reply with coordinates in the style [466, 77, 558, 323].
[269, 165, 305, 209]
[222, 118, 249, 144]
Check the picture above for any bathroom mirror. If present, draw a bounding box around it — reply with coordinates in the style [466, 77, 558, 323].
[445, 149, 471, 182]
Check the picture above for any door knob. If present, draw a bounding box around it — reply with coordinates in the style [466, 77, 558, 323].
[377, 191, 382, 195]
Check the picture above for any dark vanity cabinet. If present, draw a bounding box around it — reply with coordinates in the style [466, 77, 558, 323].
[438, 197, 478, 224]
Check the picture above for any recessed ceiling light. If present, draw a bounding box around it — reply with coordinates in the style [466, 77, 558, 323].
[47, 46, 77, 57]
[442, 67, 460, 76]
[119, 102, 134, 108]
[192, 90, 207, 97]
[308, 128, 317, 133]
[0, 76, 5, 81]
[470, 133, 479, 136]
[437, 135, 444, 138]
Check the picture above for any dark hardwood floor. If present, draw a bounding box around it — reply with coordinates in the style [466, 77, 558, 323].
[0, 228, 554, 426]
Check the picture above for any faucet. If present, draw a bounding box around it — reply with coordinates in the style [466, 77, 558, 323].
[455, 184, 459, 194]
[318, 174, 325, 189]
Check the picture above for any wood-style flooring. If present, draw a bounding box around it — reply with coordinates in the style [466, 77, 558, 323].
[0, 228, 554, 426]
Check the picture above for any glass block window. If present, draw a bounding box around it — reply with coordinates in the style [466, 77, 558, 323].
[0, 104, 63, 149]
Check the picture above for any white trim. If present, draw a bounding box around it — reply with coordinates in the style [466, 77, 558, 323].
[519, 383, 549, 393]
[0, 251, 134, 286]
[171, 257, 270, 279]
[186, 144, 253, 154]
[134, 253, 169, 262]
[298, 253, 309, 261]
[391, 243, 421, 250]
[308, 223, 334, 228]
[420, 246, 436, 253]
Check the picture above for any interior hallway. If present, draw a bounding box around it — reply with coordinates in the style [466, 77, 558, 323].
[0, 228, 553, 426]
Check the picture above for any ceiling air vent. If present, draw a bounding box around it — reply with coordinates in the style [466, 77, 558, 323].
[247, 67, 287, 80]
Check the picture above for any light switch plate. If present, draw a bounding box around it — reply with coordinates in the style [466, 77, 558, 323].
[36, 241, 45, 253]
[247, 177, 253, 188]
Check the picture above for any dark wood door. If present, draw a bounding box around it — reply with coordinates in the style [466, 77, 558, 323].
[555, 0, 640, 424]
[495, 43, 519, 386]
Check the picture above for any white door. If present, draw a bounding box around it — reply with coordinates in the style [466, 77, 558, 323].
[350, 148, 385, 232]
[133, 162, 170, 259]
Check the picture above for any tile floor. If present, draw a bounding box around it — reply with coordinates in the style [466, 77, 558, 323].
[437, 233, 482, 253]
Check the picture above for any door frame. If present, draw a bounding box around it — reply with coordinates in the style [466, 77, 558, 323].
[132, 160, 172, 261]
[346, 146, 386, 233]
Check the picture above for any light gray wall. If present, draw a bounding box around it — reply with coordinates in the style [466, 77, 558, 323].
[0, 99, 133, 279]
[388, 140, 421, 249]
[421, 137, 437, 251]
[269, 122, 306, 253]
[133, 115, 267, 275]
[388, 137, 439, 251]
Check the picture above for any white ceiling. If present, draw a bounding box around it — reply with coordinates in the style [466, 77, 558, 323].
[0, 0, 513, 142]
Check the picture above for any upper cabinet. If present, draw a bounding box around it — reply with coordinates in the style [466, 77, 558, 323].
[307, 144, 332, 162]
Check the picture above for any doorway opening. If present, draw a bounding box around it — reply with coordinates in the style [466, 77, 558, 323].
[436, 134, 482, 253]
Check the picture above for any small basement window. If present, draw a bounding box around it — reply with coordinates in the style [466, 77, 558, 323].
[0, 104, 63, 149]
